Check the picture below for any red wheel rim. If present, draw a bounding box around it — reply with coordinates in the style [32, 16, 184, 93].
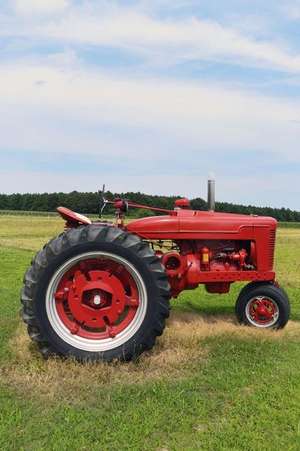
[54, 258, 140, 340]
[246, 296, 279, 327]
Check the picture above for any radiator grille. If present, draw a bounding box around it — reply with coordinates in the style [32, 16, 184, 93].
[268, 229, 276, 269]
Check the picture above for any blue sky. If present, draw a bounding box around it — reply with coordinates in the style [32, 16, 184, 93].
[1, 0, 300, 208]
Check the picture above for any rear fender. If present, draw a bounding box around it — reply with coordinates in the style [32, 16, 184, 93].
[57, 207, 92, 227]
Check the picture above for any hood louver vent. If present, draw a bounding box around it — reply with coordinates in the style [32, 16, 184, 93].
[268, 229, 276, 269]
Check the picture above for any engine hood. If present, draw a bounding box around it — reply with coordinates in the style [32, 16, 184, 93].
[126, 209, 277, 240]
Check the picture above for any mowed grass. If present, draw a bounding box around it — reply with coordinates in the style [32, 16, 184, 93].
[1, 215, 300, 450]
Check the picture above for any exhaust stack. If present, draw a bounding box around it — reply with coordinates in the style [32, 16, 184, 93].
[207, 178, 215, 212]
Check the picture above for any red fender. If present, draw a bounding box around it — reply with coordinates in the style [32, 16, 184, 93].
[57, 207, 92, 226]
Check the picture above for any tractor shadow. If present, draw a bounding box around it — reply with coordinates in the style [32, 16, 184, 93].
[182, 300, 234, 317]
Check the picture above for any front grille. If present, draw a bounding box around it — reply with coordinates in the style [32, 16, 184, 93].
[268, 229, 276, 269]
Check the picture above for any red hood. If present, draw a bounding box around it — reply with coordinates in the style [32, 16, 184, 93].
[126, 209, 277, 239]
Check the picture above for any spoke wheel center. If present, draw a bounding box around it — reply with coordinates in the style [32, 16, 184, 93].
[247, 296, 279, 327]
[52, 256, 142, 341]
[67, 270, 126, 328]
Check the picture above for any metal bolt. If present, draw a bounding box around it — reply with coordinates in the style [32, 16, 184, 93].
[93, 294, 101, 305]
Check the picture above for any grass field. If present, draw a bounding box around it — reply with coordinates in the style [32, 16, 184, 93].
[1, 215, 300, 450]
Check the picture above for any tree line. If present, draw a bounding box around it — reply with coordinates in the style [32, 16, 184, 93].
[0, 191, 299, 222]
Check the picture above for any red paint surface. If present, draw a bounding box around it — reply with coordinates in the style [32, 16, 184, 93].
[54, 258, 139, 340]
[57, 201, 277, 297]
[126, 208, 276, 296]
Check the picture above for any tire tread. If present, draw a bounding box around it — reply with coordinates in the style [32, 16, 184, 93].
[21, 225, 170, 361]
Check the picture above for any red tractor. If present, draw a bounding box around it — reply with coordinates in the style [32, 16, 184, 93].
[21, 181, 290, 362]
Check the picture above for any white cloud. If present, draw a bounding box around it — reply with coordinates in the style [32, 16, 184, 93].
[1, 5, 300, 73]
[13, 0, 69, 15]
[28, 9, 300, 73]
[282, 2, 300, 20]
[0, 62, 299, 162]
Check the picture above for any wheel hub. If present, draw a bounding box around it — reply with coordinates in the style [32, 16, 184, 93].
[92, 294, 101, 306]
[64, 270, 126, 329]
[247, 296, 279, 327]
[53, 257, 142, 341]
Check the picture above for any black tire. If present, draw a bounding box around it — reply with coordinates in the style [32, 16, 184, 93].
[21, 225, 170, 362]
[235, 282, 290, 329]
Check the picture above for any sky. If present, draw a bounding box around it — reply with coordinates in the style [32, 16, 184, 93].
[1, 0, 300, 208]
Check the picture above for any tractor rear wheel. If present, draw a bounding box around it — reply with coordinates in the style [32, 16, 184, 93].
[21, 225, 170, 362]
[235, 282, 290, 329]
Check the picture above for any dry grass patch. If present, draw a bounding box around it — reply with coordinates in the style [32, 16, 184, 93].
[2, 311, 300, 403]
[168, 311, 300, 340]
[1, 311, 207, 402]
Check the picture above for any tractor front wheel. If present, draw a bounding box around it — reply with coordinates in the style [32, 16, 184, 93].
[235, 283, 290, 329]
[21, 225, 170, 362]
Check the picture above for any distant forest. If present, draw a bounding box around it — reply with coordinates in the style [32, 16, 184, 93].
[0, 191, 299, 221]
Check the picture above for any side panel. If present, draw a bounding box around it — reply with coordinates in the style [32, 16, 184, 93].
[126, 211, 276, 242]
[126, 215, 180, 237]
[126, 214, 256, 241]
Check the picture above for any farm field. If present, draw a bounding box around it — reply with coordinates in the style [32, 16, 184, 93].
[1, 215, 300, 450]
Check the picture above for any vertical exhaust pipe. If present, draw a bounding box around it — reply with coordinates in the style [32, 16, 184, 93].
[207, 177, 215, 211]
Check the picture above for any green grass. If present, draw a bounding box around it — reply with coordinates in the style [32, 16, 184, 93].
[1, 216, 300, 450]
[278, 222, 300, 228]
